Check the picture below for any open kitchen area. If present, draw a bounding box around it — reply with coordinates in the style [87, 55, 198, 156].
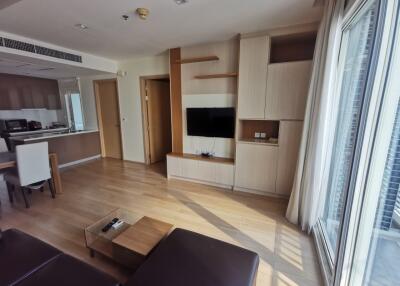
[0, 46, 119, 209]
[0, 55, 116, 167]
[0, 73, 101, 167]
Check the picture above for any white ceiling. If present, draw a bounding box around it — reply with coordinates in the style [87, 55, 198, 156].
[0, 0, 322, 61]
[0, 53, 112, 79]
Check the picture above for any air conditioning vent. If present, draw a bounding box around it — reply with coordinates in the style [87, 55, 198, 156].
[4, 38, 35, 53]
[1, 37, 82, 63]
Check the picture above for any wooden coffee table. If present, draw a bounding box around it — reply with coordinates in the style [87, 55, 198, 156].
[85, 209, 173, 269]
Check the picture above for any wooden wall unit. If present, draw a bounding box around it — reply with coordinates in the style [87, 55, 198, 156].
[237, 36, 269, 119]
[265, 61, 312, 120]
[276, 121, 303, 196]
[0, 73, 61, 110]
[169, 48, 183, 153]
[234, 26, 315, 198]
[166, 25, 314, 198]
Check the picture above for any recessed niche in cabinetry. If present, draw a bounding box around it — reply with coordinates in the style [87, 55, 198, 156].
[238, 120, 279, 145]
[269, 32, 317, 63]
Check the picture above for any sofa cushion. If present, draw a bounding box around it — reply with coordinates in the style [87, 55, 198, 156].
[126, 228, 259, 286]
[0, 229, 62, 286]
[16, 254, 119, 286]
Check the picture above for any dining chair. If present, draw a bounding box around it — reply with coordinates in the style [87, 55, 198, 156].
[4, 142, 55, 208]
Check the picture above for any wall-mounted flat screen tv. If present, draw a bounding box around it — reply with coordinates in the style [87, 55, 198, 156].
[186, 107, 235, 138]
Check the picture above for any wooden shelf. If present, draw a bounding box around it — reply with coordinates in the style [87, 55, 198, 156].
[238, 138, 279, 147]
[194, 73, 238, 79]
[168, 152, 234, 165]
[177, 56, 219, 64]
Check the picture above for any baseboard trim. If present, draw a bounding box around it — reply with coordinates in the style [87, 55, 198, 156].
[167, 175, 233, 190]
[59, 155, 101, 169]
[233, 186, 289, 199]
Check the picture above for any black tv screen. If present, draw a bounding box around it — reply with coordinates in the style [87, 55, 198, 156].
[186, 108, 235, 138]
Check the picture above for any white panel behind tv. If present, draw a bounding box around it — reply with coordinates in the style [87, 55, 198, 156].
[182, 93, 236, 159]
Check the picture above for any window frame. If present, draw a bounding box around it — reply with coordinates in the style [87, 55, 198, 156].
[312, 0, 395, 285]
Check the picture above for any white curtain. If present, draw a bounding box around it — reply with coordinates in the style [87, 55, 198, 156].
[286, 0, 345, 232]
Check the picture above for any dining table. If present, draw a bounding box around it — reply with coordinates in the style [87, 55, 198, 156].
[0, 152, 63, 194]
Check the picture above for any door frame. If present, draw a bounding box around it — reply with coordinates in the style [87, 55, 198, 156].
[139, 74, 170, 165]
[93, 78, 124, 160]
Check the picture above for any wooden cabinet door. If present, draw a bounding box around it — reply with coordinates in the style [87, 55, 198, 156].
[31, 78, 46, 109]
[265, 60, 312, 120]
[276, 121, 303, 196]
[45, 80, 61, 110]
[237, 36, 270, 119]
[234, 143, 278, 193]
[18, 78, 34, 108]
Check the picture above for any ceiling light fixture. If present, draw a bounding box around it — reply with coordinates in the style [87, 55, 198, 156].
[136, 8, 149, 20]
[174, 0, 188, 5]
[75, 23, 88, 30]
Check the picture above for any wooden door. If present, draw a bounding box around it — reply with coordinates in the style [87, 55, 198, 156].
[237, 36, 270, 119]
[265, 60, 312, 120]
[96, 80, 123, 159]
[146, 80, 172, 163]
[234, 142, 278, 194]
[276, 121, 303, 196]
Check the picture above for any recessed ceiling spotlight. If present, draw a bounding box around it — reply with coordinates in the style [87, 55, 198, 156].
[75, 23, 88, 30]
[174, 0, 188, 4]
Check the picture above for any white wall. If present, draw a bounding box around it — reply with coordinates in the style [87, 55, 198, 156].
[75, 54, 169, 162]
[182, 94, 236, 158]
[117, 53, 169, 162]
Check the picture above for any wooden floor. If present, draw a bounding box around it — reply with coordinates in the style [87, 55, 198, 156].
[0, 158, 322, 286]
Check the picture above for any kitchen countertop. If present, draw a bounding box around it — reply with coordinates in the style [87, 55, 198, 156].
[10, 129, 99, 142]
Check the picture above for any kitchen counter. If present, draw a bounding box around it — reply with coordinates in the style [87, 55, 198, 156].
[11, 130, 101, 167]
[10, 129, 99, 142]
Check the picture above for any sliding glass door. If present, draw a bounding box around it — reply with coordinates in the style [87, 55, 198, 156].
[320, 0, 380, 262]
[314, 0, 400, 284]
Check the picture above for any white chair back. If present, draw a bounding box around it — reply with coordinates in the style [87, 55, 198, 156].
[16, 142, 51, 186]
[0, 138, 8, 152]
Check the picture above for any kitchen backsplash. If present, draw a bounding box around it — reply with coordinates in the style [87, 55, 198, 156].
[0, 109, 60, 128]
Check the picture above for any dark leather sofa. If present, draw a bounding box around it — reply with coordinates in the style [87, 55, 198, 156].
[0, 228, 119, 286]
[0, 228, 259, 286]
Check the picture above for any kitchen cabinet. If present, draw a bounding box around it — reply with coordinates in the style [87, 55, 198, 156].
[237, 36, 270, 119]
[276, 121, 303, 196]
[234, 142, 278, 194]
[0, 73, 61, 110]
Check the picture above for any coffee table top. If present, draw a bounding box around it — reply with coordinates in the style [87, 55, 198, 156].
[112, 216, 173, 256]
[84, 209, 173, 258]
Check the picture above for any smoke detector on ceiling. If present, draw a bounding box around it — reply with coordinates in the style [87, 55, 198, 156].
[136, 8, 149, 20]
[75, 23, 88, 30]
[174, 0, 188, 4]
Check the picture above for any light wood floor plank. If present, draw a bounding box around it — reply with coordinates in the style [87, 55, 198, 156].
[0, 158, 322, 286]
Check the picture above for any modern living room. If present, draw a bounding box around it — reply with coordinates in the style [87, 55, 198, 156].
[1, 0, 400, 286]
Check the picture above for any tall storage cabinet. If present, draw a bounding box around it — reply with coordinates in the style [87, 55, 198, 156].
[234, 28, 316, 197]
[237, 36, 270, 119]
